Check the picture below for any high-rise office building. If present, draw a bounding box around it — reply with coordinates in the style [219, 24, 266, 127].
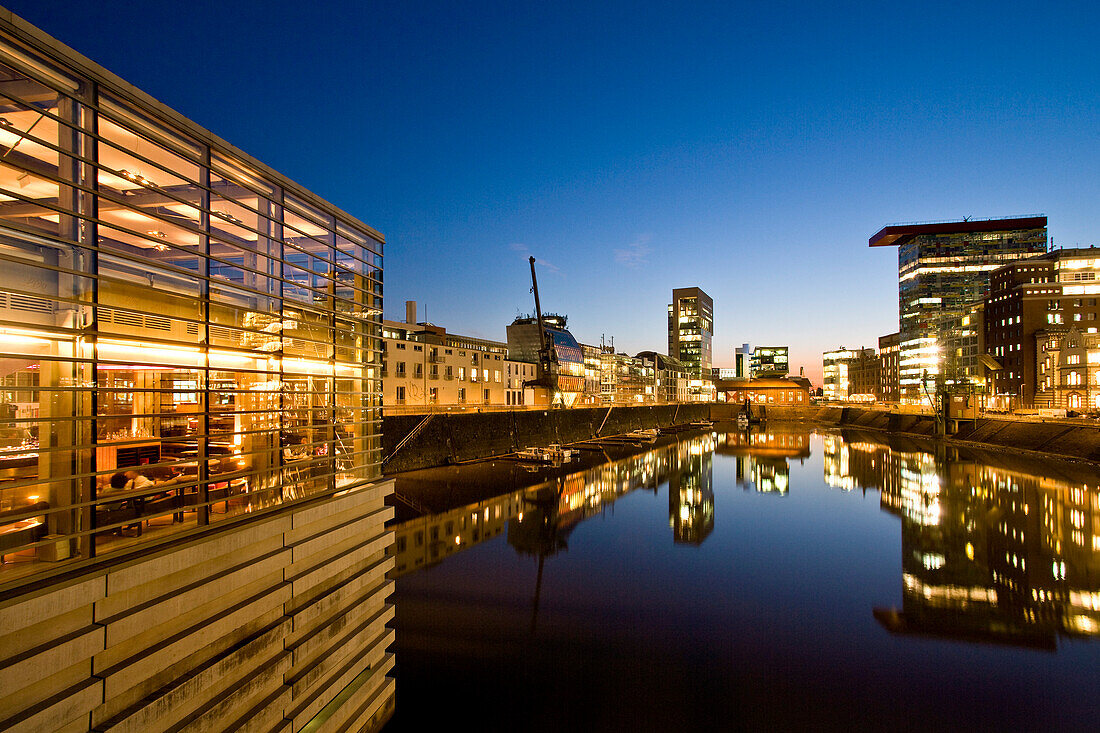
[870, 216, 1047, 400]
[668, 287, 713, 393]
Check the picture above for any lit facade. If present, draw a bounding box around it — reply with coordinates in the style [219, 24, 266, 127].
[822, 347, 875, 401]
[0, 22, 383, 572]
[870, 216, 1047, 401]
[381, 305, 535, 409]
[734, 343, 752, 379]
[668, 287, 713, 399]
[636, 350, 690, 403]
[878, 332, 901, 402]
[847, 350, 882, 399]
[983, 248, 1100, 409]
[719, 377, 810, 405]
[599, 351, 656, 403]
[1034, 328, 1098, 410]
[581, 343, 603, 404]
[751, 346, 789, 378]
[506, 314, 585, 406]
[0, 13, 393, 732]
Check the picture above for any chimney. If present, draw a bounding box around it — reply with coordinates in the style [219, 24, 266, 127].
[405, 300, 416, 325]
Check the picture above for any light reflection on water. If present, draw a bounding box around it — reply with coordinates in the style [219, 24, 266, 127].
[385, 428, 1099, 731]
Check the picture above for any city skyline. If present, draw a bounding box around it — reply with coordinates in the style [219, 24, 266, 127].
[8, 0, 1099, 382]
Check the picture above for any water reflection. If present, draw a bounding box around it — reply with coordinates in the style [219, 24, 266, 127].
[387, 427, 1100, 730]
[668, 435, 714, 543]
[822, 432, 1100, 646]
[390, 432, 719, 577]
[392, 427, 1099, 648]
[718, 430, 810, 495]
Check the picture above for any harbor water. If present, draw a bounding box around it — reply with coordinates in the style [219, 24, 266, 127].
[383, 428, 1099, 731]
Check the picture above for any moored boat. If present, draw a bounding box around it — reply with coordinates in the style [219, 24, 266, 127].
[515, 444, 578, 462]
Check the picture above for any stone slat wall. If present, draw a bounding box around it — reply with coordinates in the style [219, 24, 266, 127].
[0, 480, 396, 733]
[382, 404, 711, 473]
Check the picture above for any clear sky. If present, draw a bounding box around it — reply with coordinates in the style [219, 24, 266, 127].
[8, 0, 1098, 382]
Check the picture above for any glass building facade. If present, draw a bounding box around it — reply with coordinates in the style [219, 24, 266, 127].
[668, 287, 713, 396]
[870, 217, 1047, 401]
[750, 345, 789, 378]
[0, 30, 383, 580]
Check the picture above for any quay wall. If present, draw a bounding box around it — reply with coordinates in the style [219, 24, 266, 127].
[0, 480, 396, 733]
[383, 404, 711, 473]
[721, 403, 1100, 464]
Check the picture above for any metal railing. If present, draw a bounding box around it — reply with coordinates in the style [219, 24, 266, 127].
[884, 213, 1046, 228]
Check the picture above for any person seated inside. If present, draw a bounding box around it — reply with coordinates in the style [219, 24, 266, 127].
[108, 470, 154, 493]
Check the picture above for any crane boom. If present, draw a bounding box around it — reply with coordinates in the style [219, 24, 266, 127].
[529, 257, 550, 376]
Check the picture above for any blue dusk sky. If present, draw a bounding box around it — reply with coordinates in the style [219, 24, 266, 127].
[8, 1, 1098, 382]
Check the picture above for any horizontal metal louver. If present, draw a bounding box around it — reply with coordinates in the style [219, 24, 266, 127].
[0, 291, 55, 313]
[99, 308, 172, 331]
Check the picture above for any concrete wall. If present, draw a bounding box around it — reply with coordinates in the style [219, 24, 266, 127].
[0, 480, 396, 733]
[744, 404, 1100, 463]
[383, 404, 711, 473]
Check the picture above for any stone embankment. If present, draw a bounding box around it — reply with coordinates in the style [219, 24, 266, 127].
[383, 404, 710, 473]
[734, 403, 1100, 465]
[385, 402, 1100, 472]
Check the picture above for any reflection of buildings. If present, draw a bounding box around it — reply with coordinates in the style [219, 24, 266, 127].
[391, 491, 527, 575]
[668, 437, 715, 544]
[830, 433, 1100, 647]
[390, 433, 719, 575]
[822, 434, 901, 496]
[718, 430, 810, 495]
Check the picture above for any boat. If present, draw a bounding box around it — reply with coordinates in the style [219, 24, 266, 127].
[688, 420, 714, 429]
[626, 428, 659, 443]
[515, 444, 578, 463]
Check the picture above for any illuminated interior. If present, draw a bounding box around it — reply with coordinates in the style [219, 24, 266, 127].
[0, 40, 383, 576]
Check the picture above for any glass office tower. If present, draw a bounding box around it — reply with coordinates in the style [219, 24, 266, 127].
[0, 30, 383, 575]
[668, 286, 713, 383]
[870, 217, 1047, 401]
